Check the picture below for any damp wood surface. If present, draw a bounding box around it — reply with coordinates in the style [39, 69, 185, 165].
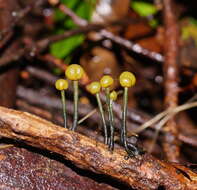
[0, 106, 196, 190]
[0, 146, 117, 190]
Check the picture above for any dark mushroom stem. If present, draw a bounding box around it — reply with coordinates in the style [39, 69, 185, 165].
[60, 90, 67, 128]
[121, 87, 131, 155]
[105, 88, 114, 151]
[109, 98, 115, 151]
[96, 93, 108, 144]
[71, 80, 79, 131]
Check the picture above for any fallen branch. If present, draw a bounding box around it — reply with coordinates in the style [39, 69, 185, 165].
[0, 106, 196, 190]
[16, 86, 197, 148]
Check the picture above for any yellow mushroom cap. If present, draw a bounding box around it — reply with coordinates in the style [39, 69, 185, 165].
[55, 79, 69, 90]
[65, 64, 84, 81]
[119, 71, 136, 87]
[86, 82, 101, 94]
[100, 75, 114, 88]
[110, 91, 118, 101]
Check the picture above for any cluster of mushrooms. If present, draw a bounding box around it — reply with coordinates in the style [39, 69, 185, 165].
[55, 64, 140, 157]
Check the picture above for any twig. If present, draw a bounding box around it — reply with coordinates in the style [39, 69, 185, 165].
[0, 3, 163, 69]
[36, 17, 142, 49]
[134, 101, 197, 133]
[39, 54, 91, 85]
[100, 30, 164, 62]
[17, 86, 197, 148]
[16, 86, 94, 117]
[26, 66, 58, 84]
[59, 4, 88, 26]
[0, 6, 31, 38]
[0, 144, 14, 149]
[0, 32, 13, 49]
[39, 54, 67, 70]
[0, 18, 141, 69]
[0, 48, 25, 68]
[0, 0, 47, 38]
[162, 0, 180, 162]
[59, 4, 164, 63]
[178, 134, 197, 147]
[0, 106, 196, 190]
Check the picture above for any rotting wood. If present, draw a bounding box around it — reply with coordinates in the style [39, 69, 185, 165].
[0, 146, 117, 190]
[0, 107, 196, 190]
[0, 0, 19, 107]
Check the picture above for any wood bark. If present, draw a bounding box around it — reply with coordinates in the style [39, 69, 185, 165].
[0, 146, 116, 190]
[163, 0, 180, 162]
[0, 107, 196, 190]
[0, 0, 19, 107]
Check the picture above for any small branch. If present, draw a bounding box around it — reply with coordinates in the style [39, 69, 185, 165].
[0, 32, 13, 49]
[16, 86, 197, 148]
[0, 3, 163, 69]
[0, 18, 140, 69]
[0, 0, 47, 39]
[59, 4, 164, 63]
[0, 6, 31, 38]
[162, 0, 180, 162]
[26, 66, 58, 84]
[16, 86, 95, 120]
[0, 48, 25, 68]
[0, 106, 196, 190]
[59, 4, 88, 26]
[100, 30, 164, 62]
[36, 18, 141, 50]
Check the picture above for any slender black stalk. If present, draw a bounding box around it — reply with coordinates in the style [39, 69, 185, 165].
[71, 80, 79, 131]
[61, 90, 67, 128]
[109, 99, 115, 151]
[121, 87, 130, 154]
[96, 93, 108, 144]
[105, 88, 114, 150]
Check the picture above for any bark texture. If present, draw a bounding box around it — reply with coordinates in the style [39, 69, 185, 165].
[0, 0, 19, 107]
[0, 107, 196, 190]
[0, 146, 117, 190]
[163, 0, 181, 162]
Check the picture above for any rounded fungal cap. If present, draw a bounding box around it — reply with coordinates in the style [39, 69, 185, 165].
[86, 82, 101, 94]
[100, 75, 114, 88]
[65, 64, 84, 81]
[55, 79, 69, 90]
[119, 71, 136, 87]
[110, 90, 118, 101]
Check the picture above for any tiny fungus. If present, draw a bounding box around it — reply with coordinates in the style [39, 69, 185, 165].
[110, 90, 118, 101]
[86, 81, 108, 144]
[55, 79, 69, 128]
[109, 90, 118, 151]
[55, 68, 141, 156]
[100, 75, 114, 149]
[65, 64, 84, 131]
[119, 71, 138, 156]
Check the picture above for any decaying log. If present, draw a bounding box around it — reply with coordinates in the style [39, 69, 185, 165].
[0, 146, 116, 190]
[0, 106, 196, 190]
